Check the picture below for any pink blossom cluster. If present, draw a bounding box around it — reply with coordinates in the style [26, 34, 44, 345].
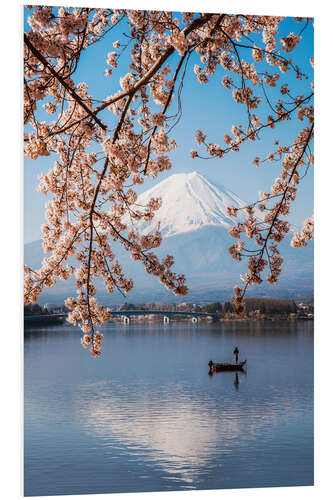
[280, 33, 301, 53]
[291, 216, 314, 248]
[252, 45, 263, 62]
[168, 31, 188, 56]
[107, 51, 118, 68]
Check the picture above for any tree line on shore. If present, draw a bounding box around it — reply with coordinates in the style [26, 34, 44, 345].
[118, 298, 313, 318]
[25, 297, 313, 320]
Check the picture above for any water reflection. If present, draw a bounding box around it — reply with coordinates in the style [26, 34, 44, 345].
[72, 375, 308, 486]
[208, 366, 246, 392]
[25, 321, 313, 495]
[234, 372, 239, 390]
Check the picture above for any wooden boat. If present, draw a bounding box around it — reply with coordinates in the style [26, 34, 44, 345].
[208, 360, 246, 372]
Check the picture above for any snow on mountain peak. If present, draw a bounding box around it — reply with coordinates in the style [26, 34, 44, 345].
[131, 171, 249, 238]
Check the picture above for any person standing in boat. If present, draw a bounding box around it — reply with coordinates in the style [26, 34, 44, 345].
[233, 346, 239, 364]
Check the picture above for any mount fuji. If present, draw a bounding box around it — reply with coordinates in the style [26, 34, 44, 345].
[24, 172, 313, 304]
[130, 171, 251, 238]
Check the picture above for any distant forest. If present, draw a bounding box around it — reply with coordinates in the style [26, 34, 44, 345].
[25, 297, 313, 318]
[244, 298, 297, 314]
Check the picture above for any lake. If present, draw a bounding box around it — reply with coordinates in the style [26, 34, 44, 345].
[24, 320, 313, 496]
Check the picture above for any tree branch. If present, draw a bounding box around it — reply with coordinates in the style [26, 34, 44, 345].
[93, 13, 214, 115]
[24, 33, 107, 131]
[240, 123, 314, 299]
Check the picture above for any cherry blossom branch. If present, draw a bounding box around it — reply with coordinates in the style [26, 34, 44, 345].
[143, 52, 188, 174]
[37, 14, 214, 141]
[234, 123, 314, 307]
[86, 94, 134, 335]
[24, 34, 107, 131]
[93, 13, 213, 114]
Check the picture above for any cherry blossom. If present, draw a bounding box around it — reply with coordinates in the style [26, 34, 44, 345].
[24, 7, 314, 350]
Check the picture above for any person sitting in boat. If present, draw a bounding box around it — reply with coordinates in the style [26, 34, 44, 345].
[233, 347, 239, 364]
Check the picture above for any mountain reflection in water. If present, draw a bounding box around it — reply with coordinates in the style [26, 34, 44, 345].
[24, 321, 313, 496]
[73, 373, 297, 486]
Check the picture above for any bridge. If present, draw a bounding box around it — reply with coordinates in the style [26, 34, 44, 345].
[24, 310, 219, 325]
[109, 310, 219, 324]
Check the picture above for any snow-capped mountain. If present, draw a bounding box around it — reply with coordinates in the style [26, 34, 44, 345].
[24, 171, 313, 304]
[132, 171, 250, 237]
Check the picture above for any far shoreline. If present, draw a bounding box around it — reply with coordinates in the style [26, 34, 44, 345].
[24, 315, 314, 330]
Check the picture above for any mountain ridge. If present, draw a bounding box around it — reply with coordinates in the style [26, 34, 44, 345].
[131, 171, 254, 238]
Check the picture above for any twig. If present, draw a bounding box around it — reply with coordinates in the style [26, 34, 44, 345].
[24, 34, 107, 131]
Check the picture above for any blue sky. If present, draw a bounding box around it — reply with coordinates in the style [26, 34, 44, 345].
[24, 9, 313, 243]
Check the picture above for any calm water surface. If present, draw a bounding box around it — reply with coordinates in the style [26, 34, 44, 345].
[24, 320, 313, 496]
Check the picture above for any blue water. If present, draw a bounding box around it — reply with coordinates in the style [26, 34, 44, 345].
[24, 320, 313, 496]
